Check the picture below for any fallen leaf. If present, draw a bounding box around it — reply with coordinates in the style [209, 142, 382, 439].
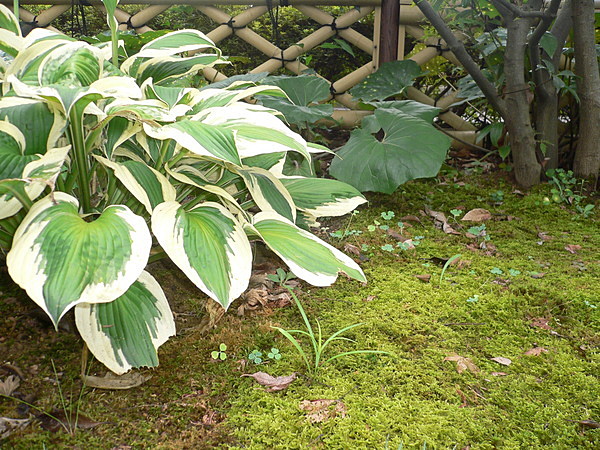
[0, 417, 31, 439]
[456, 388, 469, 408]
[536, 231, 552, 244]
[462, 208, 492, 222]
[241, 372, 296, 392]
[491, 372, 507, 376]
[415, 274, 431, 283]
[530, 317, 553, 330]
[37, 409, 107, 432]
[565, 419, 600, 429]
[363, 295, 377, 302]
[299, 399, 347, 423]
[442, 221, 461, 235]
[83, 371, 151, 390]
[529, 272, 546, 279]
[237, 288, 269, 316]
[524, 347, 548, 356]
[444, 354, 479, 374]
[386, 229, 404, 240]
[400, 215, 422, 223]
[490, 357, 512, 366]
[0, 375, 20, 396]
[343, 243, 361, 256]
[565, 244, 582, 254]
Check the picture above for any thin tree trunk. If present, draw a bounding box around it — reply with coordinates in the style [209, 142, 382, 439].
[572, 0, 600, 179]
[504, 10, 541, 187]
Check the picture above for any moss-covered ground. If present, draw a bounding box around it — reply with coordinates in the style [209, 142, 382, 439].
[1, 173, 598, 448]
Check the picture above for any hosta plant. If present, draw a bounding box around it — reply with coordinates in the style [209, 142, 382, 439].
[0, 4, 367, 375]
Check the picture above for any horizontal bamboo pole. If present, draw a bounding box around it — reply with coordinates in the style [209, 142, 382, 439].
[407, 87, 476, 131]
[200, 5, 268, 44]
[5, 0, 385, 5]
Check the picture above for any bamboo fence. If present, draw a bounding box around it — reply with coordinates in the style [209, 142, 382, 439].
[4, 1, 594, 144]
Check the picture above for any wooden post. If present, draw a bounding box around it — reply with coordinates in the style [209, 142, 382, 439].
[378, 0, 399, 64]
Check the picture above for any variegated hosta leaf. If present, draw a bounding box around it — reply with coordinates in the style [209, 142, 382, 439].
[0, 145, 70, 220]
[135, 54, 222, 85]
[152, 201, 252, 309]
[188, 85, 287, 111]
[251, 212, 366, 286]
[143, 120, 241, 166]
[236, 167, 296, 222]
[38, 41, 103, 87]
[7, 193, 151, 328]
[121, 30, 221, 81]
[95, 155, 176, 214]
[4, 38, 68, 88]
[193, 103, 311, 161]
[75, 270, 175, 375]
[280, 177, 367, 218]
[0, 4, 21, 37]
[0, 97, 66, 155]
[0, 29, 23, 58]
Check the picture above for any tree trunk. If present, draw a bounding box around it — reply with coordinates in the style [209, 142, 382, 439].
[531, 0, 571, 170]
[504, 11, 541, 187]
[572, 0, 600, 180]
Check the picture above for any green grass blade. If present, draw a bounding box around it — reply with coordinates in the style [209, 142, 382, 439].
[272, 326, 311, 372]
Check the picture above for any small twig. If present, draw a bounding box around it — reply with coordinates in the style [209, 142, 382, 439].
[433, 123, 489, 153]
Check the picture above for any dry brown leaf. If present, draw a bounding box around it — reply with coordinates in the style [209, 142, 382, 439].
[415, 274, 431, 283]
[442, 221, 461, 235]
[530, 317, 553, 330]
[565, 244, 582, 254]
[491, 372, 507, 377]
[343, 243, 361, 256]
[490, 357, 512, 366]
[386, 229, 404, 241]
[524, 347, 548, 356]
[462, 208, 492, 222]
[426, 208, 448, 223]
[237, 288, 269, 316]
[299, 399, 347, 423]
[0, 375, 20, 396]
[566, 419, 600, 429]
[0, 417, 31, 439]
[241, 372, 297, 392]
[363, 295, 377, 302]
[444, 354, 479, 374]
[537, 231, 552, 243]
[83, 371, 151, 390]
[267, 291, 292, 308]
[400, 215, 421, 223]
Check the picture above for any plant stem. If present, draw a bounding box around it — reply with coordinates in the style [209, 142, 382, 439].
[68, 115, 92, 213]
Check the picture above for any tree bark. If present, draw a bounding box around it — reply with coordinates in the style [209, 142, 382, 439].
[530, 0, 570, 170]
[572, 0, 600, 180]
[504, 10, 541, 187]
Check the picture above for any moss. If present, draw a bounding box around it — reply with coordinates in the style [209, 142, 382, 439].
[1, 174, 598, 448]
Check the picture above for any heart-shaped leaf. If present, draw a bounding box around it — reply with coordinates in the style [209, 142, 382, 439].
[7, 193, 151, 328]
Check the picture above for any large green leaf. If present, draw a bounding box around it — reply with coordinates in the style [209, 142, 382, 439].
[280, 177, 367, 218]
[39, 41, 102, 87]
[0, 145, 70, 219]
[349, 60, 422, 102]
[0, 4, 21, 36]
[95, 156, 176, 214]
[236, 167, 296, 222]
[143, 120, 241, 165]
[194, 103, 311, 161]
[151, 201, 252, 309]
[75, 270, 175, 375]
[361, 100, 441, 123]
[7, 193, 151, 328]
[329, 110, 450, 194]
[251, 212, 366, 286]
[259, 75, 333, 125]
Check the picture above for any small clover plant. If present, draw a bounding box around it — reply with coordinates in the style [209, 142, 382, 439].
[267, 348, 282, 360]
[211, 343, 228, 361]
[248, 350, 263, 364]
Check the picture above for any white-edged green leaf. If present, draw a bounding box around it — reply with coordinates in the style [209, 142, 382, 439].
[194, 103, 311, 161]
[7, 193, 151, 328]
[135, 54, 221, 85]
[0, 145, 70, 220]
[251, 211, 366, 286]
[0, 4, 21, 36]
[131, 29, 218, 58]
[143, 120, 241, 165]
[39, 41, 103, 87]
[189, 85, 287, 111]
[0, 29, 23, 57]
[280, 177, 367, 217]
[236, 167, 296, 222]
[152, 201, 252, 308]
[75, 270, 175, 375]
[95, 156, 176, 214]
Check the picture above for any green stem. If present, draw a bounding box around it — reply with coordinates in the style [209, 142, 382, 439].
[68, 116, 92, 212]
[148, 250, 167, 264]
[13, 0, 19, 23]
[155, 140, 172, 170]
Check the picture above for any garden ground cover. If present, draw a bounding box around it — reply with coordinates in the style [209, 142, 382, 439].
[1, 172, 598, 448]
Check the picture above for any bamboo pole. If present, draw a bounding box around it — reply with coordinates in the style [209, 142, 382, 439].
[199, 5, 268, 44]
[295, 5, 374, 55]
[6, 0, 386, 5]
[93, 4, 155, 33]
[18, 7, 61, 31]
[372, 6, 381, 68]
[397, 24, 405, 59]
[406, 87, 475, 131]
[127, 5, 171, 31]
